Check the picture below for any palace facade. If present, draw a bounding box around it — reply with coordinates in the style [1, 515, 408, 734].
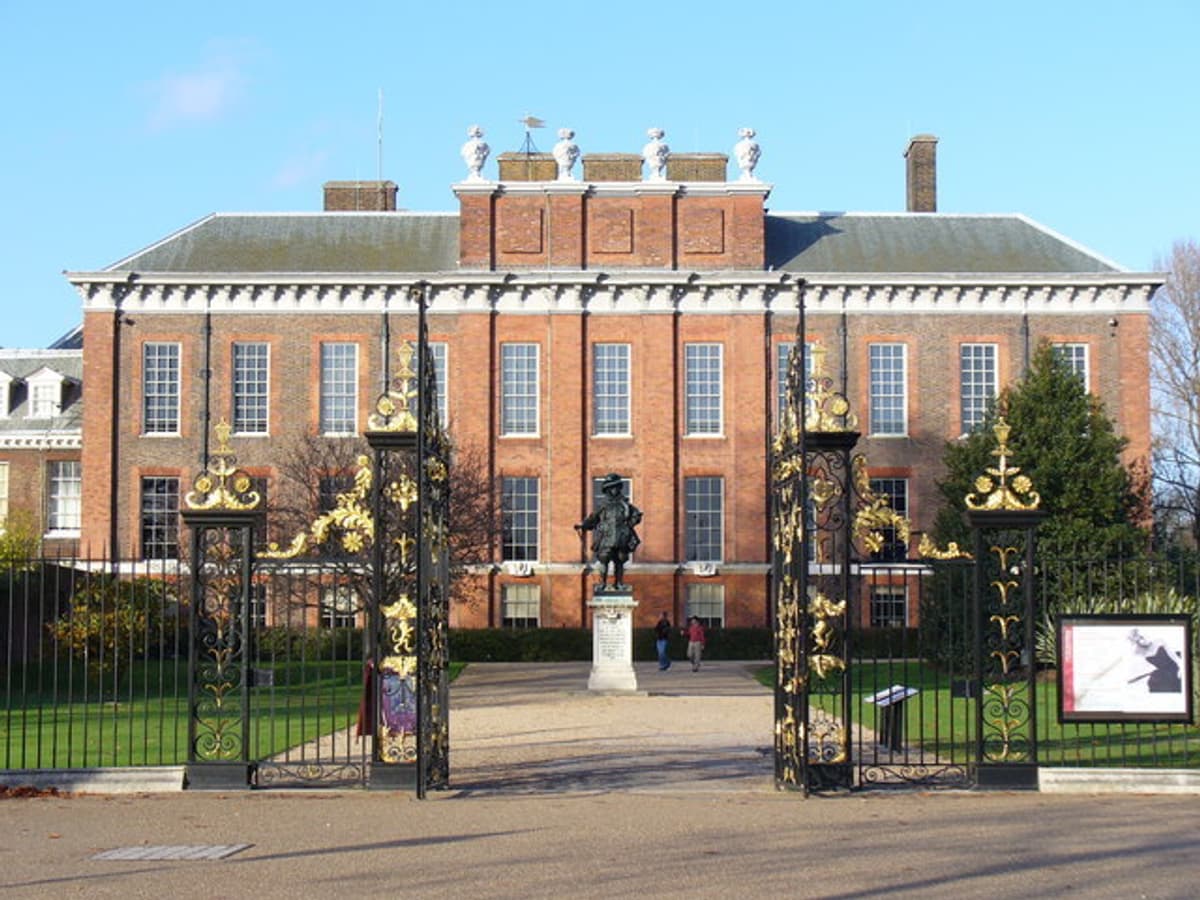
[63, 128, 1159, 629]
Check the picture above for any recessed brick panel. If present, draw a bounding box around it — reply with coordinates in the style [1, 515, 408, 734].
[499, 205, 544, 254]
[591, 207, 634, 254]
[680, 207, 725, 254]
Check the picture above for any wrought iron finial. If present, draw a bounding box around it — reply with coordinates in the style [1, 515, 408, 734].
[805, 345, 858, 434]
[184, 419, 261, 511]
[964, 416, 1041, 511]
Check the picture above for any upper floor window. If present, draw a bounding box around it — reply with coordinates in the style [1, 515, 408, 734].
[429, 341, 448, 427]
[500, 343, 539, 436]
[46, 460, 81, 533]
[501, 476, 539, 561]
[0, 461, 8, 522]
[232, 342, 269, 435]
[959, 343, 997, 434]
[685, 343, 722, 436]
[27, 370, 66, 420]
[143, 343, 180, 434]
[593, 343, 631, 436]
[776, 341, 814, 425]
[1051, 342, 1089, 385]
[320, 343, 358, 435]
[869, 343, 907, 436]
[685, 476, 723, 562]
[140, 476, 180, 560]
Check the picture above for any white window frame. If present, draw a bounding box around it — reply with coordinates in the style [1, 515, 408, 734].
[140, 476, 180, 560]
[685, 583, 725, 628]
[429, 341, 449, 427]
[500, 343, 539, 436]
[593, 343, 631, 436]
[319, 342, 359, 436]
[501, 476, 540, 562]
[959, 343, 997, 434]
[685, 476, 724, 563]
[685, 343, 723, 436]
[501, 584, 541, 628]
[0, 372, 12, 419]
[143, 342, 181, 435]
[232, 342, 270, 435]
[1051, 342, 1089, 385]
[868, 477, 909, 562]
[45, 460, 81, 534]
[0, 461, 8, 522]
[869, 343, 908, 436]
[869, 585, 908, 628]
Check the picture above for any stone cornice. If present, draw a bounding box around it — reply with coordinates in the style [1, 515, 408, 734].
[67, 270, 1161, 317]
[0, 432, 82, 449]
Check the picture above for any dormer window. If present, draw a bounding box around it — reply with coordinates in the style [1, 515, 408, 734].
[26, 368, 67, 420]
[0, 373, 12, 419]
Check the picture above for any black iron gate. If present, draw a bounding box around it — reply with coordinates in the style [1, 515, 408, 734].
[183, 294, 449, 794]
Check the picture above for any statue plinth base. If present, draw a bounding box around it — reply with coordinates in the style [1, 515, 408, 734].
[587, 586, 639, 693]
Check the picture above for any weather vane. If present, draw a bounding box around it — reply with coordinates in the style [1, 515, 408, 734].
[519, 114, 544, 154]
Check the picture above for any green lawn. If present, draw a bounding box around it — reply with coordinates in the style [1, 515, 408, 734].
[2, 659, 467, 769]
[757, 662, 1200, 768]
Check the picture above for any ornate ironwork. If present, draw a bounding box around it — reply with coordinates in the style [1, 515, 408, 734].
[917, 533, 974, 560]
[965, 417, 1041, 512]
[184, 420, 261, 512]
[189, 528, 249, 763]
[978, 542, 1034, 763]
[258, 457, 374, 559]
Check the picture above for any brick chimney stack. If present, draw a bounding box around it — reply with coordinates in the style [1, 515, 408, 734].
[904, 135, 938, 213]
[323, 180, 399, 211]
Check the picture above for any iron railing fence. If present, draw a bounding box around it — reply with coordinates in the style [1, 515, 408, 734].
[1, 554, 370, 782]
[1033, 545, 1200, 769]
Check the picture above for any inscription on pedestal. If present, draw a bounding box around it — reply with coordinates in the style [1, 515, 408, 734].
[587, 592, 638, 693]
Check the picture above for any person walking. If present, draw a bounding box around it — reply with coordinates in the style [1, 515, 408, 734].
[654, 612, 672, 670]
[684, 616, 706, 672]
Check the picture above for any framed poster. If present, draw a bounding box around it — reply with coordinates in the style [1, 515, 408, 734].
[1058, 614, 1193, 723]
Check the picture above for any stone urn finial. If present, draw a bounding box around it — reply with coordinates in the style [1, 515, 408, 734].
[735, 127, 761, 181]
[642, 127, 669, 181]
[553, 127, 580, 181]
[461, 125, 490, 182]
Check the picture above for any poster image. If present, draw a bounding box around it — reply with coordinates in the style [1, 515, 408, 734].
[1059, 615, 1193, 723]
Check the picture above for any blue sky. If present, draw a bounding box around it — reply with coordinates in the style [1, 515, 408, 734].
[2, 1, 1197, 348]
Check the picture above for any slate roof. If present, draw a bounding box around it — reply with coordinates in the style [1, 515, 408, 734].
[0, 351, 83, 435]
[101, 210, 1124, 277]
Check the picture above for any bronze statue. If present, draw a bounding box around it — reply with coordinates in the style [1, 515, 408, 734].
[574, 473, 642, 590]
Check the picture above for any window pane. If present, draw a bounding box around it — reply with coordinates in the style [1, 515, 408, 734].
[1051, 342, 1088, 383]
[31, 382, 59, 419]
[685, 476, 723, 562]
[685, 344, 722, 435]
[501, 584, 540, 628]
[0, 462, 8, 521]
[685, 583, 725, 628]
[429, 342, 448, 427]
[143, 343, 180, 434]
[501, 476, 539, 561]
[869, 343, 906, 436]
[593, 343, 630, 435]
[501, 344, 538, 435]
[233, 342, 269, 434]
[959, 344, 996, 433]
[141, 477, 179, 560]
[47, 460, 81, 531]
[320, 343, 358, 434]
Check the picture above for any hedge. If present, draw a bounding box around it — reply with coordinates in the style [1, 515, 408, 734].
[448, 627, 773, 662]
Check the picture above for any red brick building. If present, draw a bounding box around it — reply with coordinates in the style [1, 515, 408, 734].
[65, 131, 1159, 629]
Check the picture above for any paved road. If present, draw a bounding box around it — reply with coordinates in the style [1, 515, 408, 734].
[1, 662, 1197, 899]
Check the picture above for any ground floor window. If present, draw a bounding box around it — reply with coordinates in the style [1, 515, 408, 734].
[870, 585, 908, 628]
[321, 585, 360, 628]
[501, 584, 540, 628]
[140, 476, 180, 560]
[685, 583, 725, 628]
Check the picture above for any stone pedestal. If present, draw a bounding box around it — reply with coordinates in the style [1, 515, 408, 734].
[587, 588, 639, 693]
